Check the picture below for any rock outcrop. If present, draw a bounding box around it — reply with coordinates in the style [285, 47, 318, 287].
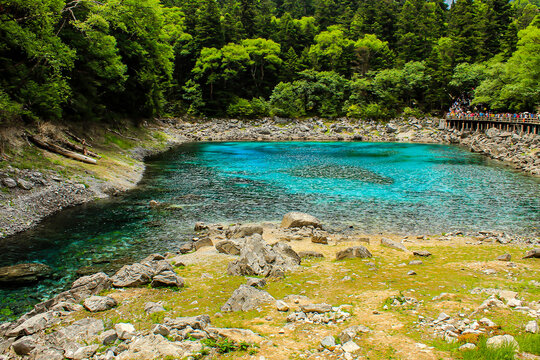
[281, 212, 322, 229]
[227, 234, 300, 277]
[221, 284, 275, 312]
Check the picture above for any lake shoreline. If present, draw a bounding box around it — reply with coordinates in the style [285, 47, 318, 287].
[0, 214, 539, 359]
[0, 116, 538, 241]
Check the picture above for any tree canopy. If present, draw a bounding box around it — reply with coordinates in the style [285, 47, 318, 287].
[1, 0, 539, 123]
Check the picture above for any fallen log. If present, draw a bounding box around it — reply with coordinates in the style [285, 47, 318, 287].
[59, 139, 101, 159]
[107, 128, 139, 141]
[27, 134, 97, 165]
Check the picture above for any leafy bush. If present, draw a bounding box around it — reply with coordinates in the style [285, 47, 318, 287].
[227, 97, 269, 118]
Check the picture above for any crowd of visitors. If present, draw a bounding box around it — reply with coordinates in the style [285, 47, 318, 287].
[447, 96, 539, 120]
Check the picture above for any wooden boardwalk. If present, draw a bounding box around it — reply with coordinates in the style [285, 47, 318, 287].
[443, 114, 540, 134]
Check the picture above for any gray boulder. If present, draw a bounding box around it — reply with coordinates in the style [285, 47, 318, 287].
[69, 272, 112, 301]
[221, 284, 275, 312]
[300, 303, 332, 313]
[6, 311, 57, 337]
[12, 336, 36, 355]
[246, 277, 266, 288]
[281, 212, 322, 229]
[83, 296, 117, 312]
[215, 239, 242, 255]
[0, 263, 51, 285]
[298, 250, 324, 258]
[151, 270, 184, 288]
[17, 178, 34, 190]
[194, 237, 213, 250]
[336, 246, 372, 260]
[413, 250, 431, 257]
[230, 223, 263, 239]
[111, 263, 154, 287]
[2, 177, 17, 188]
[523, 249, 540, 259]
[497, 254, 511, 261]
[311, 233, 328, 244]
[386, 123, 398, 133]
[227, 235, 300, 277]
[381, 238, 408, 252]
[144, 302, 166, 314]
[164, 315, 211, 330]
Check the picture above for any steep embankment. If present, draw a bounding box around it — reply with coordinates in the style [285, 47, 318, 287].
[0, 117, 538, 239]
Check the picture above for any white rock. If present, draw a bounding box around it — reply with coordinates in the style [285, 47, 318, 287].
[341, 340, 361, 353]
[459, 343, 476, 351]
[486, 335, 519, 351]
[320, 336, 335, 349]
[437, 312, 450, 322]
[525, 320, 538, 333]
[507, 298, 522, 307]
[479, 318, 496, 327]
[276, 300, 289, 312]
[115, 323, 136, 340]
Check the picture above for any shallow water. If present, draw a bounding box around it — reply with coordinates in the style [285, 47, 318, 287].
[0, 141, 539, 320]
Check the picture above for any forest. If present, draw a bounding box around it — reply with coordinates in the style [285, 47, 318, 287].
[0, 0, 539, 122]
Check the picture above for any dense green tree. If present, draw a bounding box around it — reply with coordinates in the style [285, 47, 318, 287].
[0, 0, 75, 120]
[308, 27, 355, 75]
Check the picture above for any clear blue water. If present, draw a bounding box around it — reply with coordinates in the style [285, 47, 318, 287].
[0, 141, 539, 320]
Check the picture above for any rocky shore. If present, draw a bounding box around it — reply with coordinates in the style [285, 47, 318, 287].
[0, 212, 539, 359]
[1, 116, 538, 239]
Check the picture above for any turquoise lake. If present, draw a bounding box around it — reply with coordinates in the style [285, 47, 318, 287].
[0, 141, 539, 320]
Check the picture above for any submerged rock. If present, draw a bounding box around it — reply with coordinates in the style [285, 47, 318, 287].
[0, 263, 51, 285]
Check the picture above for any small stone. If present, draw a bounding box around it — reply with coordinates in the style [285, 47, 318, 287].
[507, 298, 522, 307]
[381, 238, 408, 252]
[342, 340, 360, 353]
[99, 329, 118, 345]
[83, 295, 117, 312]
[297, 251, 324, 258]
[479, 318, 496, 327]
[144, 302, 165, 314]
[459, 343, 476, 351]
[2, 178, 17, 188]
[311, 234, 328, 244]
[522, 249, 540, 259]
[17, 178, 33, 190]
[152, 324, 170, 337]
[525, 320, 538, 333]
[407, 270, 416, 275]
[486, 335, 519, 350]
[300, 303, 332, 313]
[336, 246, 372, 260]
[320, 336, 335, 349]
[281, 212, 322, 229]
[12, 336, 36, 355]
[115, 323, 136, 340]
[149, 200, 159, 208]
[72, 344, 98, 360]
[437, 313, 451, 322]
[246, 277, 267, 288]
[276, 300, 289, 312]
[497, 254, 511, 261]
[413, 250, 431, 257]
[409, 260, 423, 265]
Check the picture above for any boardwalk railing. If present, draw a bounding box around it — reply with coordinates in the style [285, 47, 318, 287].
[443, 114, 540, 134]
